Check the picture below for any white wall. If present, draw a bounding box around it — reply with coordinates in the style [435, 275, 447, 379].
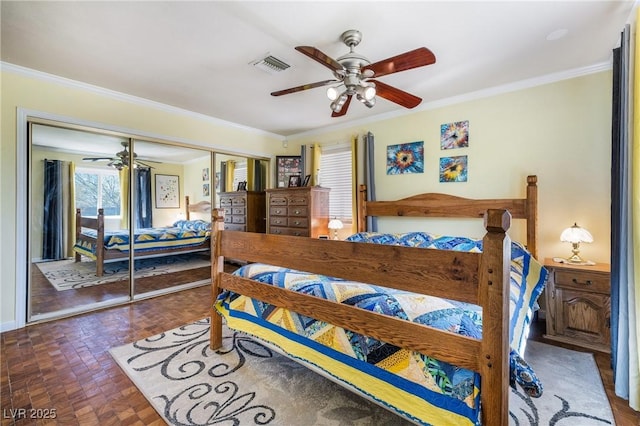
[0, 68, 284, 330]
[290, 72, 612, 265]
[1, 67, 613, 331]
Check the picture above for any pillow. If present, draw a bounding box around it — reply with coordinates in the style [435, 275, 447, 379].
[172, 219, 210, 231]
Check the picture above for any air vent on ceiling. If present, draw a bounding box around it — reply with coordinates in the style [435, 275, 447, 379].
[250, 54, 291, 74]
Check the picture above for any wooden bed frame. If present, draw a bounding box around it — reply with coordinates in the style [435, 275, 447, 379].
[209, 175, 539, 426]
[74, 195, 211, 277]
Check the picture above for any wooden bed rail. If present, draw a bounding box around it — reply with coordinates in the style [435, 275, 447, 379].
[357, 174, 538, 259]
[210, 208, 511, 425]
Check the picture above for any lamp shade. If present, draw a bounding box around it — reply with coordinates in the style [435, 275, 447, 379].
[560, 223, 593, 244]
[328, 219, 343, 230]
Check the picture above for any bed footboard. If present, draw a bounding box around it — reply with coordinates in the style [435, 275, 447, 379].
[74, 208, 106, 276]
[210, 208, 511, 425]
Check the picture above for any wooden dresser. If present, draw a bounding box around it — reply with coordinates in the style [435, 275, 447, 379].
[543, 258, 611, 353]
[266, 186, 330, 238]
[219, 191, 266, 233]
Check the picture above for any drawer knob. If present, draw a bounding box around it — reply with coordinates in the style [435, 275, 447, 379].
[572, 278, 593, 286]
[294, 210, 300, 214]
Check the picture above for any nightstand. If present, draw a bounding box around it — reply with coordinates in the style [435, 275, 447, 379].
[543, 258, 611, 353]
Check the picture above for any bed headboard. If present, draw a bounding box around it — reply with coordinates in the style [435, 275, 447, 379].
[185, 196, 212, 220]
[357, 175, 538, 258]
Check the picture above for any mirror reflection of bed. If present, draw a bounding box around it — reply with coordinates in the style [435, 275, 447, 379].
[30, 196, 216, 318]
[29, 123, 271, 323]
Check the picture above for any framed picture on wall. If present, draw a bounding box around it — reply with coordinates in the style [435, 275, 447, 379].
[155, 174, 180, 208]
[276, 155, 302, 188]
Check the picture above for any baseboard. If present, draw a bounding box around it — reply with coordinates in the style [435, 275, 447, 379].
[0, 320, 17, 333]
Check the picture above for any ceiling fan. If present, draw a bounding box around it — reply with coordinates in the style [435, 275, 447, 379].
[271, 29, 436, 117]
[83, 141, 158, 170]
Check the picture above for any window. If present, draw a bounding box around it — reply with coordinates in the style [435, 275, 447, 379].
[75, 167, 121, 216]
[319, 145, 353, 223]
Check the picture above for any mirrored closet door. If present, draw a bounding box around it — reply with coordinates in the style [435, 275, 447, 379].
[131, 140, 213, 299]
[28, 123, 214, 323]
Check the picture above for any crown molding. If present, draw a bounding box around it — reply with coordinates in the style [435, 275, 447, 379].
[2, 60, 611, 142]
[1, 62, 283, 140]
[289, 61, 612, 139]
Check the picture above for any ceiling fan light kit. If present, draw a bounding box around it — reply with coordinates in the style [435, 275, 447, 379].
[83, 141, 157, 170]
[271, 29, 436, 117]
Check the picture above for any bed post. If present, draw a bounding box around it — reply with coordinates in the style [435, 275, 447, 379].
[185, 195, 191, 220]
[96, 208, 105, 277]
[357, 184, 367, 232]
[525, 175, 538, 259]
[210, 207, 225, 350]
[75, 208, 82, 263]
[479, 209, 511, 426]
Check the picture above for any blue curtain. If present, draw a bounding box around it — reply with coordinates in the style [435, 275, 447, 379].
[364, 132, 377, 232]
[220, 162, 227, 194]
[610, 24, 632, 400]
[254, 159, 264, 192]
[42, 159, 63, 260]
[135, 168, 153, 228]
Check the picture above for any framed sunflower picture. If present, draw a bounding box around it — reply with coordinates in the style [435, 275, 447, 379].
[386, 141, 424, 175]
[439, 155, 468, 182]
[440, 120, 469, 150]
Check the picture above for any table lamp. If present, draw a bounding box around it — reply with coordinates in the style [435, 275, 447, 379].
[560, 223, 593, 264]
[328, 218, 343, 240]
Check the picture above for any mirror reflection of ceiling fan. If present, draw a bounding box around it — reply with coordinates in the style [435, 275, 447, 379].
[82, 141, 159, 170]
[271, 29, 436, 117]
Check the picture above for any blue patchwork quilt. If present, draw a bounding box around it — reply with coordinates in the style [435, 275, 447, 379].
[215, 231, 548, 425]
[73, 219, 210, 259]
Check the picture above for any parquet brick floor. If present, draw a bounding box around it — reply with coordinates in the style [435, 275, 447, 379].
[1, 285, 212, 425]
[2, 284, 639, 425]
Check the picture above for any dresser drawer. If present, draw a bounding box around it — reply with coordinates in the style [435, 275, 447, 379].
[232, 207, 245, 215]
[269, 226, 309, 237]
[220, 198, 233, 207]
[269, 196, 288, 206]
[232, 215, 246, 224]
[224, 215, 233, 223]
[287, 196, 309, 206]
[288, 206, 308, 217]
[232, 197, 246, 206]
[269, 206, 287, 216]
[288, 217, 309, 228]
[269, 216, 287, 226]
[223, 207, 233, 216]
[224, 224, 246, 232]
[555, 270, 609, 294]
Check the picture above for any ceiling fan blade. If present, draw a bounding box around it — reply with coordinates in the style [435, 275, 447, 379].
[371, 80, 422, 109]
[363, 47, 436, 78]
[331, 94, 352, 117]
[271, 79, 338, 96]
[83, 157, 113, 161]
[295, 46, 344, 73]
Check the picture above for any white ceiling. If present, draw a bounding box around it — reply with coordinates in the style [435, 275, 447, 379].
[1, 1, 636, 138]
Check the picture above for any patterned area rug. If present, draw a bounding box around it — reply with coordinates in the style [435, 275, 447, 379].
[36, 253, 210, 291]
[110, 318, 615, 425]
